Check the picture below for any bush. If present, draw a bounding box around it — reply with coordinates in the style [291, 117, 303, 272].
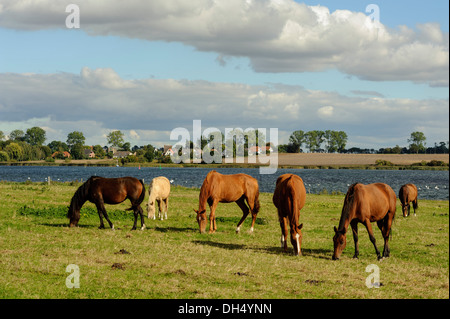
[375, 159, 394, 166]
[0, 151, 9, 162]
[427, 160, 446, 167]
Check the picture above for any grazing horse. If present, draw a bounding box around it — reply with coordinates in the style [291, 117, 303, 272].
[332, 183, 396, 260]
[194, 170, 260, 234]
[67, 176, 146, 230]
[399, 183, 418, 217]
[272, 174, 306, 256]
[147, 176, 171, 220]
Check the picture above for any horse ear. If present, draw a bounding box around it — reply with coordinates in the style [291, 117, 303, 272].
[334, 226, 338, 233]
[193, 209, 198, 214]
[298, 223, 303, 230]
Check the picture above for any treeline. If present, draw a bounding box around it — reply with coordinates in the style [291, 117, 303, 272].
[0, 127, 448, 162]
[0, 127, 162, 162]
[278, 130, 449, 154]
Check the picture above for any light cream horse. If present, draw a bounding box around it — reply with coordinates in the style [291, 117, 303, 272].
[147, 176, 171, 220]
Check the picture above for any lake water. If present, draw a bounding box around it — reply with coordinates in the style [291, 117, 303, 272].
[0, 166, 448, 200]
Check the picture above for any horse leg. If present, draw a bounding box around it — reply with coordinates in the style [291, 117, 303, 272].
[130, 208, 139, 231]
[95, 201, 114, 230]
[157, 199, 163, 220]
[95, 201, 105, 229]
[208, 201, 218, 234]
[412, 199, 418, 216]
[378, 214, 393, 258]
[350, 220, 359, 259]
[137, 205, 146, 231]
[246, 197, 258, 233]
[364, 219, 381, 260]
[279, 214, 288, 253]
[164, 197, 169, 219]
[235, 197, 250, 234]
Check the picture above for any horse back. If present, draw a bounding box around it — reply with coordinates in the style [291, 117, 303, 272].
[90, 176, 144, 204]
[150, 176, 171, 199]
[354, 183, 396, 221]
[200, 171, 258, 203]
[399, 183, 418, 204]
[273, 174, 306, 219]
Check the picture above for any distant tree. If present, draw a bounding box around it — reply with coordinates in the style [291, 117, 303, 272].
[67, 131, 86, 149]
[305, 130, 324, 152]
[335, 131, 348, 153]
[107, 130, 125, 148]
[70, 144, 85, 160]
[9, 130, 25, 141]
[288, 130, 305, 153]
[143, 144, 156, 162]
[121, 142, 131, 151]
[93, 145, 106, 158]
[48, 140, 69, 153]
[5, 142, 23, 160]
[25, 127, 46, 146]
[0, 131, 5, 141]
[408, 131, 426, 154]
[0, 151, 9, 161]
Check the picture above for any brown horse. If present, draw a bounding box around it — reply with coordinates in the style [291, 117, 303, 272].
[272, 174, 306, 256]
[194, 170, 260, 234]
[398, 183, 418, 217]
[68, 176, 146, 230]
[332, 183, 396, 260]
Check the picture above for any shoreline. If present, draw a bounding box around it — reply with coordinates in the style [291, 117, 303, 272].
[0, 153, 448, 170]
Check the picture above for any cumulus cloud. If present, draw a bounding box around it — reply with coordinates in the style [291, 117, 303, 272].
[0, 0, 447, 86]
[0, 68, 448, 148]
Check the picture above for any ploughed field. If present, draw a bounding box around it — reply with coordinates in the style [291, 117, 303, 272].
[0, 181, 448, 298]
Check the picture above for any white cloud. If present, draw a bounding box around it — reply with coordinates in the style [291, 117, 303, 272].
[317, 106, 334, 119]
[0, 0, 447, 86]
[0, 68, 448, 148]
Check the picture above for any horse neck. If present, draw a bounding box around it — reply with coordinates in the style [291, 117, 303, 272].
[148, 187, 156, 202]
[198, 185, 209, 212]
[337, 192, 356, 233]
[70, 182, 89, 211]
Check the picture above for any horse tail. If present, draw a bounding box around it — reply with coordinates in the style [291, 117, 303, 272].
[252, 184, 260, 215]
[287, 177, 301, 228]
[138, 179, 146, 205]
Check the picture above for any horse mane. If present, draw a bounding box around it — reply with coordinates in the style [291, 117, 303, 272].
[67, 176, 98, 218]
[337, 182, 359, 233]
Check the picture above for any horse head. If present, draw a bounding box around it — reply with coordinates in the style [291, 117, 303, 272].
[147, 200, 156, 219]
[194, 209, 207, 233]
[332, 226, 347, 260]
[67, 199, 81, 227]
[67, 179, 90, 227]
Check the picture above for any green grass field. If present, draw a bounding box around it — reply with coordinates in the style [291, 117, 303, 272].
[0, 181, 448, 299]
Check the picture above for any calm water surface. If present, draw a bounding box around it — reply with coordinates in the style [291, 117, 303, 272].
[0, 166, 448, 200]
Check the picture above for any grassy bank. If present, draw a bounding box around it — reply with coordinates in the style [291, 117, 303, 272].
[0, 182, 448, 298]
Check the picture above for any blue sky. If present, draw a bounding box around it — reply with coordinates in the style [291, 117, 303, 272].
[0, 0, 448, 149]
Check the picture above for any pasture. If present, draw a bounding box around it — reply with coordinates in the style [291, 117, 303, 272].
[0, 181, 448, 299]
